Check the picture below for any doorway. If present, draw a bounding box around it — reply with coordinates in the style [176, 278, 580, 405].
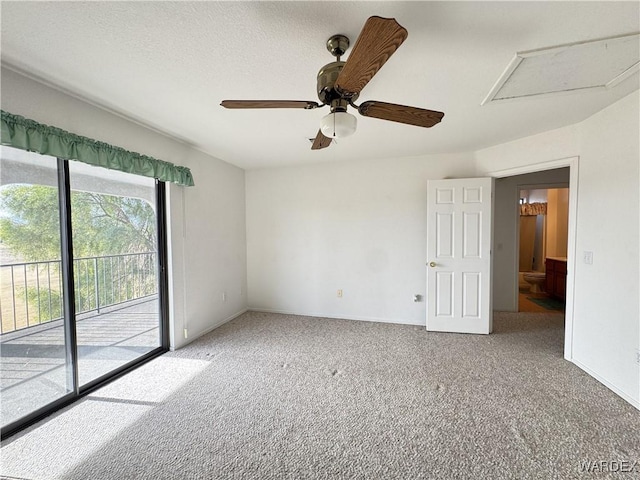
[489, 159, 577, 361]
[518, 187, 570, 313]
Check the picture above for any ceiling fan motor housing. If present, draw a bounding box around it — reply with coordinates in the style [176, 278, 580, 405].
[317, 61, 358, 106]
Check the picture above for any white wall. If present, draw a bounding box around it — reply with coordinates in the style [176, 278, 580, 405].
[493, 169, 569, 311]
[572, 90, 639, 407]
[166, 154, 247, 349]
[1, 67, 248, 349]
[476, 123, 579, 174]
[476, 90, 640, 408]
[246, 154, 476, 325]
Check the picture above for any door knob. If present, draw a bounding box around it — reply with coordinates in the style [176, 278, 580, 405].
[429, 262, 436, 268]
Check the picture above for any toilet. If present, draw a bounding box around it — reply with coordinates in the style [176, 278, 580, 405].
[522, 271, 546, 293]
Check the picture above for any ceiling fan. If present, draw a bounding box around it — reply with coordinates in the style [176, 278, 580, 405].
[221, 16, 444, 150]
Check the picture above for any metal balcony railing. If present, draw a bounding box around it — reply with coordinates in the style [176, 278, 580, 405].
[0, 252, 157, 334]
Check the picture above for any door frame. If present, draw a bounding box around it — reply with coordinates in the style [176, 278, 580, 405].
[487, 156, 579, 362]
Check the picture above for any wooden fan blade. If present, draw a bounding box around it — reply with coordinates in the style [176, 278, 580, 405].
[334, 16, 408, 98]
[358, 101, 444, 128]
[221, 100, 320, 109]
[311, 130, 332, 150]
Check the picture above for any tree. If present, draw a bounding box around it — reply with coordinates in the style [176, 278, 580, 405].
[0, 185, 62, 261]
[0, 184, 156, 262]
[80, 193, 156, 255]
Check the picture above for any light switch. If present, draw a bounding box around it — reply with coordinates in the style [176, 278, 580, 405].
[583, 251, 593, 264]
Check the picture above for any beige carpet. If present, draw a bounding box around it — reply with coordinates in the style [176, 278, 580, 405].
[1, 311, 639, 479]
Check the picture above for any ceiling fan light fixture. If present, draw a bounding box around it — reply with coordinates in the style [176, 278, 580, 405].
[320, 111, 357, 138]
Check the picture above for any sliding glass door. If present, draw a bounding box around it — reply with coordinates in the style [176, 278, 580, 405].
[0, 148, 73, 427]
[0, 146, 167, 435]
[68, 161, 161, 386]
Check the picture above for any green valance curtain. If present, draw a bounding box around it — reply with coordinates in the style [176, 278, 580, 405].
[1, 110, 194, 186]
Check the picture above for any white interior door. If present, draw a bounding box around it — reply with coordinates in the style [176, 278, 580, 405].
[426, 178, 493, 334]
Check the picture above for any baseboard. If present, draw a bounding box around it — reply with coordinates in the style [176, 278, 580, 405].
[248, 307, 425, 327]
[571, 358, 640, 411]
[171, 308, 248, 350]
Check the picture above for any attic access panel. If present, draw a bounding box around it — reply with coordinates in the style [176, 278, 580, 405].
[482, 33, 640, 104]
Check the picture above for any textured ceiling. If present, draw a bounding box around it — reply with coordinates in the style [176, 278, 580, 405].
[1, 1, 639, 169]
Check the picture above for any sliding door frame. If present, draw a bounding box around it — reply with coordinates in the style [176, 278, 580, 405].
[156, 180, 171, 351]
[58, 158, 79, 394]
[1, 159, 169, 439]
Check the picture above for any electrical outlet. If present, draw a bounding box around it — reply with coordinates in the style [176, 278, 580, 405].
[337, 289, 343, 298]
[183, 328, 188, 339]
[222, 292, 227, 302]
[583, 251, 593, 264]
[636, 349, 640, 365]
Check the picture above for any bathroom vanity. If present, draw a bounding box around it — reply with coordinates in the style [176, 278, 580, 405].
[545, 257, 567, 301]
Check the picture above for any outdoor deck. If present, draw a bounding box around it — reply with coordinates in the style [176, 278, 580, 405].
[0, 297, 159, 427]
